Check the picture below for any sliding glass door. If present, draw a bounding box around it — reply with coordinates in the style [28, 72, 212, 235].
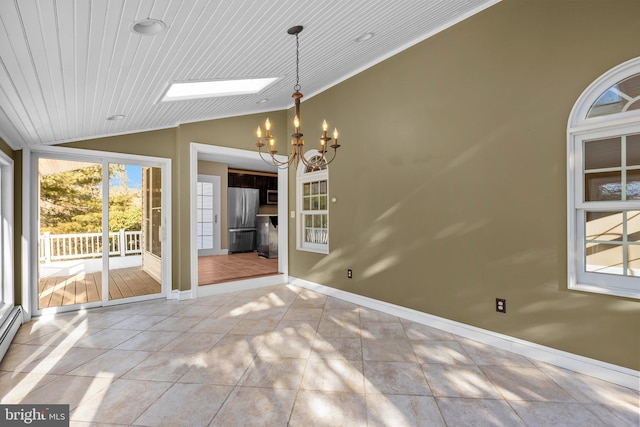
[37, 158, 104, 309]
[36, 154, 168, 313]
[107, 164, 163, 301]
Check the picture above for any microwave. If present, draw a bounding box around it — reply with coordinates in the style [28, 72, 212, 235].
[266, 190, 278, 204]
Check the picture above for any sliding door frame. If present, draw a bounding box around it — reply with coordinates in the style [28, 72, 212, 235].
[27, 146, 172, 316]
[0, 149, 14, 324]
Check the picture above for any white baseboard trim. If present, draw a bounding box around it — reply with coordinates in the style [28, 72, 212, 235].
[197, 274, 288, 298]
[290, 277, 640, 391]
[169, 289, 193, 301]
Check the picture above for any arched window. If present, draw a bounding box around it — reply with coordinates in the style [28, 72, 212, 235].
[568, 57, 640, 299]
[296, 150, 329, 254]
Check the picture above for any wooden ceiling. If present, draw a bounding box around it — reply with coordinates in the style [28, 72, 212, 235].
[0, 0, 500, 149]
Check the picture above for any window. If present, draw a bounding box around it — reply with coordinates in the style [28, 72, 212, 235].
[297, 150, 329, 253]
[568, 57, 640, 299]
[0, 150, 14, 321]
[0, 169, 3, 305]
[197, 181, 214, 250]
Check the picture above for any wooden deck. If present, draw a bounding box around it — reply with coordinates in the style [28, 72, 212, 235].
[198, 252, 279, 285]
[38, 266, 161, 309]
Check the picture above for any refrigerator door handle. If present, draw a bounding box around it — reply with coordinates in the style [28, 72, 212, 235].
[241, 192, 245, 225]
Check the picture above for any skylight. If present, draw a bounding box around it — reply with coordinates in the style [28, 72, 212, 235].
[161, 78, 279, 102]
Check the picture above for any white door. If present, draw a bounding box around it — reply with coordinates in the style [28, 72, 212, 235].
[197, 175, 221, 256]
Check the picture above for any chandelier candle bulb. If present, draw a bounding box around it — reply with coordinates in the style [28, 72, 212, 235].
[333, 129, 338, 142]
[265, 118, 271, 131]
[322, 120, 328, 132]
[256, 126, 262, 138]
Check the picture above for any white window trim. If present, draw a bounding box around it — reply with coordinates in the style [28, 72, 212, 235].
[0, 150, 14, 323]
[569, 58, 640, 130]
[567, 56, 640, 299]
[296, 150, 329, 254]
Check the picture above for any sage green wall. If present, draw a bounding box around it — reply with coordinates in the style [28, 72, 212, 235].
[288, 0, 640, 369]
[0, 137, 13, 159]
[197, 160, 229, 249]
[63, 128, 176, 158]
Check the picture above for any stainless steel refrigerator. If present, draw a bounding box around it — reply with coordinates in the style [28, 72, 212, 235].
[228, 188, 259, 253]
[257, 215, 278, 259]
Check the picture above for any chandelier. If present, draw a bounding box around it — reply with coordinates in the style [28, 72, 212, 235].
[256, 25, 340, 168]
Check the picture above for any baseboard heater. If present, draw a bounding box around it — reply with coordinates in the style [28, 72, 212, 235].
[0, 306, 23, 362]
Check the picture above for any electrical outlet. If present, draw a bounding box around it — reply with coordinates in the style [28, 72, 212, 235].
[347, 269, 353, 279]
[496, 298, 506, 313]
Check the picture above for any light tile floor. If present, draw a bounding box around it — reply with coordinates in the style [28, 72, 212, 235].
[1, 284, 638, 426]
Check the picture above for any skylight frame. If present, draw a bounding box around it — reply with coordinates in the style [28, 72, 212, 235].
[160, 77, 280, 102]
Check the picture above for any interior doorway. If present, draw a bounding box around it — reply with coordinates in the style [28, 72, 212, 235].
[33, 149, 171, 315]
[190, 143, 288, 297]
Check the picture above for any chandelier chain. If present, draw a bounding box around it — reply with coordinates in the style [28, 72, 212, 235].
[294, 33, 301, 92]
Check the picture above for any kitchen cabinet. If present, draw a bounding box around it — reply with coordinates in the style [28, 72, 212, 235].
[228, 170, 277, 205]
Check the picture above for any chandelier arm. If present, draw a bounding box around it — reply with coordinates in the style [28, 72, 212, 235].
[300, 150, 329, 170]
[283, 149, 298, 166]
[258, 145, 291, 168]
[259, 144, 303, 169]
[271, 155, 293, 170]
[299, 145, 318, 169]
[258, 149, 280, 167]
[322, 148, 339, 166]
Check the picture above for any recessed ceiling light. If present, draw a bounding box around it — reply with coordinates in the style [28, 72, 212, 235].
[256, 98, 269, 104]
[355, 32, 375, 43]
[161, 78, 279, 102]
[131, 19, 166, 35]
[107, 114, 126, 121]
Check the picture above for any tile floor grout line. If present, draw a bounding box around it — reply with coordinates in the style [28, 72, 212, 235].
[285, 301, 325, 425]
[3, 284, 637, 425]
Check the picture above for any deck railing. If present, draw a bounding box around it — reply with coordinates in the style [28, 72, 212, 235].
[39, 230, 142, 263]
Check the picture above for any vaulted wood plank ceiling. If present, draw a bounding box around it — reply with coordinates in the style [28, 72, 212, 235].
[0, 0, 500, 149]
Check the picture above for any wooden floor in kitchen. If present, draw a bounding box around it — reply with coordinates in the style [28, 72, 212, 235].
[198, 252, 279, 285]
[38, 266, 161, 309]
